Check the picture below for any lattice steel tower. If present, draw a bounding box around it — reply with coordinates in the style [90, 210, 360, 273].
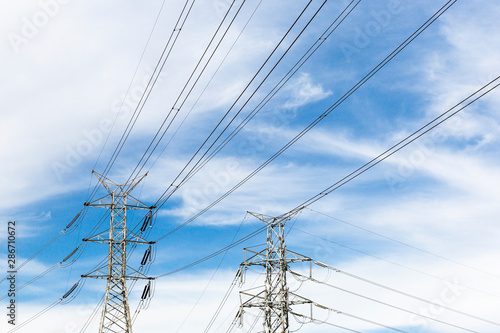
[237, 211, 311, 333]
[82, 171, 154, 333]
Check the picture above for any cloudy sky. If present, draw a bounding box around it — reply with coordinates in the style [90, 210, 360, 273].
[1, 0, 500, 332]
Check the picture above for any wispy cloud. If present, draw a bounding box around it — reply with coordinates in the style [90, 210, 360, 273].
[283, 72, 333, 109]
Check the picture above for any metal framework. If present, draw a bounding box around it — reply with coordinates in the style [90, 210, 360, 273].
[82, 171, 154, 333]
[237, 211, 312, 333]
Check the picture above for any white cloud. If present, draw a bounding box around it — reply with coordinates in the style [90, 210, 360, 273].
[155, 155, 331, 226]
[283, 72, 332, 109]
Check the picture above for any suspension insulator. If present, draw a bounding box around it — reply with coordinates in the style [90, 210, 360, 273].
[140, 215, 152, 232]
[62, 246, 79, 262]
[141, 282, 151, 300]
[62, 282, 79, 299]
[141, 247, 152, 266]
[65, 212, 81, 230]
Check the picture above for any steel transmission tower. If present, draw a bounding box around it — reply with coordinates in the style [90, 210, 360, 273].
[82, 171, 155, 333]
[237, 211, 312, 333]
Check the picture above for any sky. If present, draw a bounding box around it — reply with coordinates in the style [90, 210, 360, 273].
[1, 0, 500, 332]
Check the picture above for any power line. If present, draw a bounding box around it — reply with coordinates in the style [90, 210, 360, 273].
[291, 270, 480, 332]
[218, 271, 265, 333]
[306, 207, 500, 279]
[90, 0, 168, 179]
[0, 208, 111, 293]
[202, 268, 243, 333]
[152, 0, 361, 212]
[153, 0, 457, 242]
[148, 0, 265, 173]
[288, 75, 500, 213]
[151, 0, 324, 209]
[15, 0, 457, 303]
[79, 293, 105, 333]
[28, 1, 355, 276]
[7, 300, 61, 333]
[88, 0, 197, 201]
[0, 208, 89, 286]
[9, 1, 194, 309]
[125, 0, 250, 183]
[290, 311, 359, 333]
[155, 225, 266, 278]
[5, 0, 174, 292]
[180, 0, 363, 183]
[293, 227, 500, 299]
[314, 261, 500, 327]
[7, 279, 85, 333]
[14, 1, 193, 301]
[0, 244, 87, 302]
[175, 213, 249, 333]
[296, 303, 409, 333]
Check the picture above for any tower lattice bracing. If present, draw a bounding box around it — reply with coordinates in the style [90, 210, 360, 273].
[82, 171, 154, 333]
[237, 211, 312, 333]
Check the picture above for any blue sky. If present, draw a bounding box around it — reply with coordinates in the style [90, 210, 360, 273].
[1, 0, 500, 332]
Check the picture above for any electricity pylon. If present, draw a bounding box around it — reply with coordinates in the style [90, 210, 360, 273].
[82, 171, 155, 333]
[236, 210, 312, 333]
